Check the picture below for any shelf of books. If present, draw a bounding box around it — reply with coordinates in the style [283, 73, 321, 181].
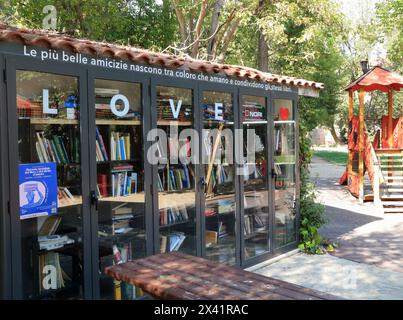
[202, 91, 237, 265]
[241, 94, 270, 259]
[92, 83, 147, 300]
[16, 70, 84, 299]
[156, 86, 197, 255]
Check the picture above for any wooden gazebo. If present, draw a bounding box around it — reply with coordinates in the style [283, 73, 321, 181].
[340, 64, 403, 213]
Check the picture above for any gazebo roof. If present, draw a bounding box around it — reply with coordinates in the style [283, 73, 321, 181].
[345, 66, 403, 93]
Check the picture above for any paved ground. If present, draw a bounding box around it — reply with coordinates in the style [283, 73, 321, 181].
[255, 253, 403, 300]
[254, 155, 403, 299]
[311, 156, 403, 274]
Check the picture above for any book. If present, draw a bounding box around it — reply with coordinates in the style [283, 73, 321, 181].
[98, 174, 108, 197]
[95, 88, 119, 96]
[96, 127, 108, 161]
[160, 206, 189, 225]
[206, 230, 218, 247]
[38, 216, 62, 236]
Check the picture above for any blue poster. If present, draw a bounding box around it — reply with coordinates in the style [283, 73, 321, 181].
[19, 163, 58, 219]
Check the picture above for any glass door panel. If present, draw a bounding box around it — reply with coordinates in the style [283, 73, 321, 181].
[241, 95, 270, 259]
[155, 86, 196, 255]
[273, 99, 297, 247]
[92, 79, 146, 300]
[16, 70, 84, 299]
[202, 91, 236, 265]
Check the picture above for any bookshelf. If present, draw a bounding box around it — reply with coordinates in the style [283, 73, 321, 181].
[241, 95, 270, 259]
[92, 82, 146, 300]
[16, 70, 86, 299]
[273, 99, 297, 248]
[155, 86, 197, 256]
[202, 91, 237, 264]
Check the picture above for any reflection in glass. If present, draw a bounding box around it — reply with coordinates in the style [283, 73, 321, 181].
[203, 91, 236, 265]
[94, 79, 146, 300]
[17, 70, 83, 299]
[241, 95, 269, 259]
[273, 99, 296, 247]
[156, 86, 196, 255]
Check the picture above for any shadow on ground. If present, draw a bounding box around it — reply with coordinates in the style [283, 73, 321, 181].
[319, 205, 382, 241]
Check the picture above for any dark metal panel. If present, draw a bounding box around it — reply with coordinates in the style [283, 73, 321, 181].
[294, 97, 301, 244]
[86, 69, 98, 299]
[5, 57, 22, 299]
[149, 76, 159, 254]
[143, 76, 153, 257]
[0, 53, 12, 299]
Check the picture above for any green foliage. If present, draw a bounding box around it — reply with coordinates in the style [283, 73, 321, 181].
[3, 0, 177, 50]
[375, 0, 403, 73]
[298, 124, 334, 254]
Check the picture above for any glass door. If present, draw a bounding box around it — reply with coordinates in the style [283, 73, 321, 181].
[240, 93, 270, 262]
[88, 70, 150, 300]
[6, 57, 91, 299]
[151, 81, 199, 256]
[272, 98, 298, 248]
[200, 87, 239, 265]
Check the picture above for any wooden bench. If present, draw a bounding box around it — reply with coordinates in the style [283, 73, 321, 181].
[105, 252, 340, 300]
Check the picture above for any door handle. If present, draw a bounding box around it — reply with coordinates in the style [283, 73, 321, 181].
[90, 190, 99, 210]
[200, 177, 206, 187]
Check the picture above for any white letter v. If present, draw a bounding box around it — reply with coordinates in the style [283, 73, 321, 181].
[169, 99, 182, 119]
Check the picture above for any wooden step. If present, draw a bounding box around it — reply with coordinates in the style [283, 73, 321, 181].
[382, 188, 403, 193]
[378, 153, 403, 157]
[381, 195, 403, 200]
[383, 182, 403, 187]
[385, 176, 403, 180]
[383, 208, 403, 213]
[380, 159, 403, 167]
[382, 201, 403, 206]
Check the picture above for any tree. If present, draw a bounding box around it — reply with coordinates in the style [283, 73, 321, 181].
[250, 0, 348, 143]
[3, 0, 177, 50]
[167, 0, 256, 62]
[375, 0, 403, 73]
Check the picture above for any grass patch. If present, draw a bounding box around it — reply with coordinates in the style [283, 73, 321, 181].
[312, 150, 348, 166]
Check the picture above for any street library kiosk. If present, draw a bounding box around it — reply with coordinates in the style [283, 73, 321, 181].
[0, 24, 323, 300]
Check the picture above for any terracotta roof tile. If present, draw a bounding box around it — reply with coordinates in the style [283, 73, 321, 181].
[0, 23, 324, 90]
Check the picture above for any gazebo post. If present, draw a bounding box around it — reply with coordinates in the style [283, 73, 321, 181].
[388, 88, 393, 147]
[348, 90, 353, 179]
[359, 89, 365, 203]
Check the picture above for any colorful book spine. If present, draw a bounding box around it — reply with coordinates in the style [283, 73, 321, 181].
[119, 136, 126, 160]
[95, 127, 108, 161]
[132, 173, 138, 193]
[59, 136, 70, 163]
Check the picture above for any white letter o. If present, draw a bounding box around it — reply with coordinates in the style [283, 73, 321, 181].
[110, 94, 129, 117]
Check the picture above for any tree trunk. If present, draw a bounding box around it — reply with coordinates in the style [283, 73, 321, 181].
[171, 0, 188, 46]
[191, 0, 208, 58]
[257, 0, 269, 72]
[329, 124, 342, 145]
[216, 17, 240, 63]
[207, 0, 224, 60]
[257, 30, 268, 72]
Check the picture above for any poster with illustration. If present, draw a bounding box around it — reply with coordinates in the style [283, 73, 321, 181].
[19, 163, 57, 219]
